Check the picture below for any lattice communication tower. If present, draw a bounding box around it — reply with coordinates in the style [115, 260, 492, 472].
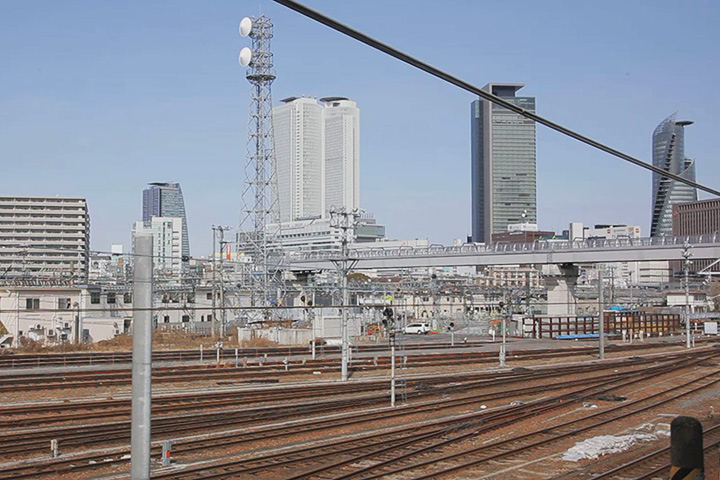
[238, 15, 283, 312]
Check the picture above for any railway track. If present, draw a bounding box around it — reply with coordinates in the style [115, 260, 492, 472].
[0, 341, 486, 368]
[0, 341, 709, 392]
[0, 337, 712, 370]
[0, 351, 714, 479]
[0, 356, 662, 455]
[145, 355, 719, 480]
[0, 350, 684, 426]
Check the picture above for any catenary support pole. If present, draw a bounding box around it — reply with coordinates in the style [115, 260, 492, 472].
[131, 232, 153, 480]
[598, 268, 605, 360]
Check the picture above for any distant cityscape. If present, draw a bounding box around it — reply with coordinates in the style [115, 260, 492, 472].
[0, 13, 717, 348]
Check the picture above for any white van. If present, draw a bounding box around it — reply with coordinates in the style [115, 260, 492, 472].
[404, 323, 430, 334]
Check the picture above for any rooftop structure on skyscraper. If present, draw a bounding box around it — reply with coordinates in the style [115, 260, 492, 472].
[650, 113, 697, 237]
[471, 83, 537, 244]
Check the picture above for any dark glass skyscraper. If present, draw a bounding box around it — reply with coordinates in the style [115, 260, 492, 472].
[471, 83, 537, 244]
[142, 182, 190, 260]
[650, 113, 697, 237]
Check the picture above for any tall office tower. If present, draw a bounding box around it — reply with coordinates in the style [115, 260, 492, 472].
[650, 113, 697, 237]
[0, 196, 90, 280]
[142, 182, 190, 260]
[321, 97, 360, 214]
[471, 83, 537, 244]
[272, 97, 324, 222]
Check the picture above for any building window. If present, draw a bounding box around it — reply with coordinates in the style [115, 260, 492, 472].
[206, 292, 212, 300]
[26, 298, 40, 310]
[123, 293, 132, 304]
[107, 293, 116, 304]
[163, 315, 170, 323]
[182, 315, 190, 323]
[58, 298, 71, 310]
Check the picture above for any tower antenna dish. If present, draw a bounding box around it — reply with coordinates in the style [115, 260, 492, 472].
[239, 17, 253, 37]
[238, 47, 252, 67]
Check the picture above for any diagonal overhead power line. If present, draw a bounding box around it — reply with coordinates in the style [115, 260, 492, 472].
[272, 0, 720, 198]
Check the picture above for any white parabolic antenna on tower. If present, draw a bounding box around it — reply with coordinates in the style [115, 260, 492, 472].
[239, 17, 253, 37]
[238, 47, 252, 67]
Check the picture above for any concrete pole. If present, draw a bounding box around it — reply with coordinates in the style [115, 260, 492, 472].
[131, 232, 153, 480]
[598, 268, 605, 360]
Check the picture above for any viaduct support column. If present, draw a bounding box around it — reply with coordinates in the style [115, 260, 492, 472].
[542, 263, 579, 317]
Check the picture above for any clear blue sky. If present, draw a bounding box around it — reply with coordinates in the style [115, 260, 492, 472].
[1, 0, 718, 254]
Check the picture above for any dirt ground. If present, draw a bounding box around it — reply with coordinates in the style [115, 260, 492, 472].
[4, 331, 279, 354]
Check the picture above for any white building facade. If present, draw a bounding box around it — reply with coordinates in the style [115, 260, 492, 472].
[133, 217, 183, 275]
[272, 96, 360, 223]
[321, 97, 360, 214]
[273, 97, 325, 222]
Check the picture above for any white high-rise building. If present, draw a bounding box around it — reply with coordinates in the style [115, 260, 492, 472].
[273, 97, 324, 223]
[321, 97, 360, 214]
[272, 96, 360, 222]
[133, 217, 183, 274]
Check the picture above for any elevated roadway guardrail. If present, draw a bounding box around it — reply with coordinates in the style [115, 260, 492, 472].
[284, 235, 720, 270]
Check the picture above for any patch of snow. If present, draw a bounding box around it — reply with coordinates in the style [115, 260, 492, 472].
[563, 434, 657, 462]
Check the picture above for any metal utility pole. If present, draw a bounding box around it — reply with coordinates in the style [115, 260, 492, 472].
[383, 307, 396, 407]
[390, 331, 396, 407]
[500, 296, 507, 367]
[598, 267, 605, 360]
[330, 207, 360, 382]
[73, 301, 81, 344]
[525, 270, 531, 317]
[433, 274, 441, 331]
[237, 15, 284, 318]
[218, 226, 232, 337]
[682, 241, 693, 349]
[211, 227, 217, 337]
[131, 232, 153, 480]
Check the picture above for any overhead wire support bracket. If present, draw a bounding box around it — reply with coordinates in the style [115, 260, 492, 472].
[272, 0, 720, 197]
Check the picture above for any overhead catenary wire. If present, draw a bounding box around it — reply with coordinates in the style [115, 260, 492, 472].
[271, 0, 720, 198]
